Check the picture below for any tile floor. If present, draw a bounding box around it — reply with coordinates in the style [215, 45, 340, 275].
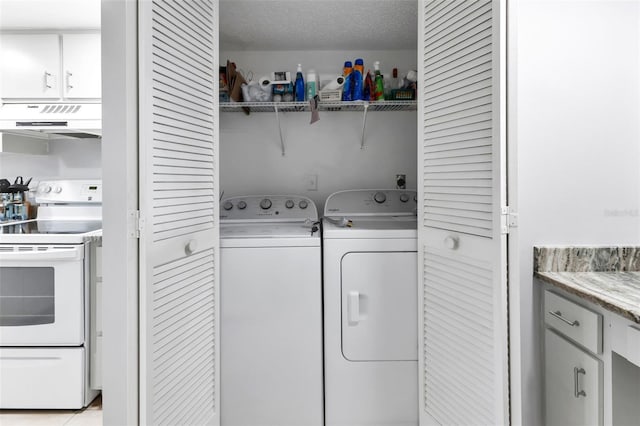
[0, 395, 102, 426]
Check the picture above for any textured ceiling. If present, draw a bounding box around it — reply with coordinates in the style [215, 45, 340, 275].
[220, 0, 418, 51]
[0, 0, 100, 30]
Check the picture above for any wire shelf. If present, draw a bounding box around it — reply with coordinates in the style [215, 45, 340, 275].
[219, 100, 417, 113]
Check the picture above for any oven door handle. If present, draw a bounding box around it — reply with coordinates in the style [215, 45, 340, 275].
[0, 247, 83, 261]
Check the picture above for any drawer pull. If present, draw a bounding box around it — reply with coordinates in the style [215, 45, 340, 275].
[573, 367, 586, 398]
[549, 310, 580, 327]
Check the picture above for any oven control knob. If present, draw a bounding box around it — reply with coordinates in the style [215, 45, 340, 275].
[223, 201, 233, 211]
[237, 201, 247, 210]
[260, 198, 272, 210]
[42, 185, 52, 193]
[373, 192, 386, 204]
[400, 193, 410, 203]
[299, 200, 308, 209]
[54, 186, 62, 193]
[285, 200, 295, 209]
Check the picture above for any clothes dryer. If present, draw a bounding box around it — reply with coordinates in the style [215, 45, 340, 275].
[323, 189, 418, 426]
[220, 195, 323, 426]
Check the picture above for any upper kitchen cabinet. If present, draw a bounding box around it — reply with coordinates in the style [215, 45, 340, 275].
[0, 34, 61, 99]
[62, 34, 101, 99]
[0, 33, 101, 101]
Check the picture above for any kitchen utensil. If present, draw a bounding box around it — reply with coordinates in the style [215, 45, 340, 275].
[0, 179, 10, 193]
[7, 176, 31, 193]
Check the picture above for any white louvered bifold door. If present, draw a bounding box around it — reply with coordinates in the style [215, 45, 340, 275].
[417, 1, 509, 425]
[138, 1, 219, 425]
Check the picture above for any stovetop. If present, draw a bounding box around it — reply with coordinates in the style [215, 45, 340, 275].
[0, 220, 102, 235]
[0, 219, 102, 244]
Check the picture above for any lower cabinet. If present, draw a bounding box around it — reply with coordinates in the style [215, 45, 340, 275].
[545, 328, 603, 426]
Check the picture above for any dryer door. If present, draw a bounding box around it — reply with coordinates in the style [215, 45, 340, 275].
[341, 251, 417, 361]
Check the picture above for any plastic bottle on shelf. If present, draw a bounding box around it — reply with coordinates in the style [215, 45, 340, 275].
[306, 69, 318, 100]
[373, 61, 385, 101]
[352, 58, 364, 100]
[342, 61, 353, 101]
[295, 64, 305, 102]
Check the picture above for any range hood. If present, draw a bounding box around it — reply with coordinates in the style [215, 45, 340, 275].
[0, 103, 101, 139]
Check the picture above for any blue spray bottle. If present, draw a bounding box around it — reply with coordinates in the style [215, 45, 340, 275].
[295, 64, 305, 102]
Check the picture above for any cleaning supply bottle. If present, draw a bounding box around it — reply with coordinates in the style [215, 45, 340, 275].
[386, 67, 398, 99]
[306, 69, 318, 100]
[363, 70, 374, 101]
[295, 64, 305, 102]
[353, 58, 364, 100]
[341, 61, 353, 101]
[373, 61, 385, 101]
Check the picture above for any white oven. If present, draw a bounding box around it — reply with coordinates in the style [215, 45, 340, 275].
[0, 244, 86, 346]
[0, 179, 101, 409]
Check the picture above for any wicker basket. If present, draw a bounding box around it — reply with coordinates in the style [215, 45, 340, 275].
[389, 88, 416, 100]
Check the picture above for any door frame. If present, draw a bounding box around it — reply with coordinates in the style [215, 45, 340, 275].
[101, 0, 140, 424]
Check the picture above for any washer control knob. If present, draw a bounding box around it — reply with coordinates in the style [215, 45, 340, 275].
[373, 192, 386, 204]
[260, 198, 272, 210]
[223, 201, 233, 211]
[54, 186, 62, 193]
[285, 200, 295, 209]
[299, 200, 308, 209]
[237, 201, 247, 210]
[42, 185, 52, 193]
[399, 193, 410, 203]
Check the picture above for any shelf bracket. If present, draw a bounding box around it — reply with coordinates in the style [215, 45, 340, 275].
[273, 105, 286, 156]
[360, 102, 369, 149]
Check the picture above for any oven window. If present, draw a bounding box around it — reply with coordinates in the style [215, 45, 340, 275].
[0, 267, 55, 326]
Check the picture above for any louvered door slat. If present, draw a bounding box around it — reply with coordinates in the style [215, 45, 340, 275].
[426, 61, 491, 95]
[154, 139, 213, 157]
[153, 99, 213, 127]
[140, 0, 219, 425]
[425, 1, 491, 45]
[418, 1, 508, 424]
[425, 68, 492, 101]
[427, 198, 491, 211]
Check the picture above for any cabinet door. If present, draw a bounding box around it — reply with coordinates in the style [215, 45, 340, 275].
[0, 34, 60, 99]
[545, 329, 602, 426]
[62, 34, 101, 99]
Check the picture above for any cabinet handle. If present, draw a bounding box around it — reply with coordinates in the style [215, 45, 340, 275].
[66, 71, 74, 90]
[549, 310, 580, 327]
[44, 71, 53, 89]
[574, 367, 587, 398]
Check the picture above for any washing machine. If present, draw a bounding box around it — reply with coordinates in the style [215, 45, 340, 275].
[323, 189, 418, 426]
[220, 195, 323, 426]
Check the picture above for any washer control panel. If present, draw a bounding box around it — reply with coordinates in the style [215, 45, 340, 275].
[220, 195, 318, 221]
[324, 189, 417, 217]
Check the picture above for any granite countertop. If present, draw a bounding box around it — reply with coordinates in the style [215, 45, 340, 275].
[534, 247, 640, 324]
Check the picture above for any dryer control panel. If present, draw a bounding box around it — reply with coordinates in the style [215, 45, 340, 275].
[324, 189, 417, 217]
[220, 195, 318, 222]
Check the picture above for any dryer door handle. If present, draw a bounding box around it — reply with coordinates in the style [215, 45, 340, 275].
[348, 291, 360, 325]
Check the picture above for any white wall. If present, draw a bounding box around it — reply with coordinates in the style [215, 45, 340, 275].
[220, 49, 418, 210]
[220, 110, 417, 209]
[516, 1, 640, 424]
[0, 137, 100, 184]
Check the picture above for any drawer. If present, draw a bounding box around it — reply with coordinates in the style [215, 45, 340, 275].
[0, 347, 85, 409]
[545, 290, 602, 354]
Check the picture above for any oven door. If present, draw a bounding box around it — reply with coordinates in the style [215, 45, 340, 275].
[0, 244, 85, 346]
